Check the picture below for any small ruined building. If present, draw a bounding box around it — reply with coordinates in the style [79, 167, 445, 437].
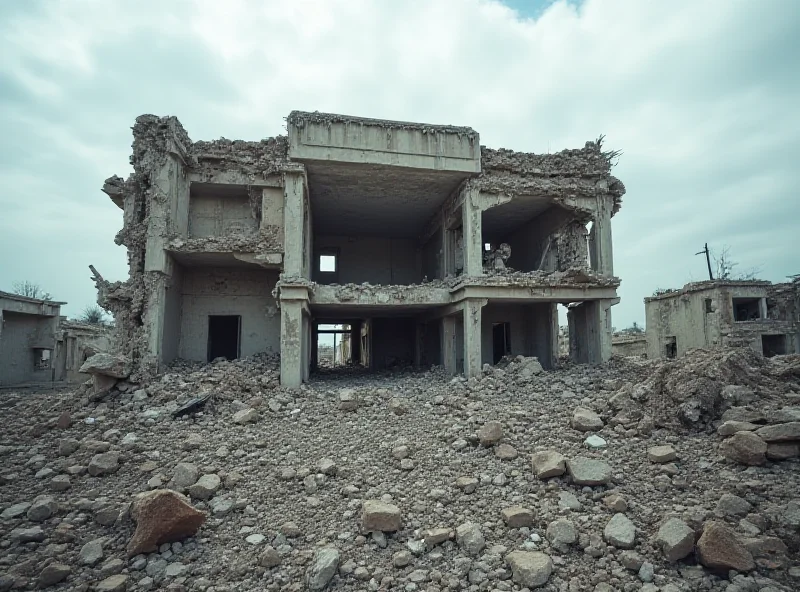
[56, 320, 112, 383]
[611, 333, 647, 357]
[644, 279, 800, 359]
[96, 112, 625, 387]
[0, 291, 64, 386]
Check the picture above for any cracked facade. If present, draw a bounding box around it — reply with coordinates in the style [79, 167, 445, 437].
[644, 279, 800, 359]
[96, 111, 625, 386]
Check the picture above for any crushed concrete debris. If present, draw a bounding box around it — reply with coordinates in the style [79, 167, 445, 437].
[0, 347, 797, 590]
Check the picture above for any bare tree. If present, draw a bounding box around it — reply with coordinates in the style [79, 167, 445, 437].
[79, 305, 108, 326]
[12, 281, 51, 300]
[712, 245, 762, 280]
[620, 321, 644, 334]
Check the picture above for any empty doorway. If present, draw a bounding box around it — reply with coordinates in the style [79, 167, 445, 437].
[762, 334, 786, 357]
[492, 322, 511, 364]
[207, 315, 241, 362]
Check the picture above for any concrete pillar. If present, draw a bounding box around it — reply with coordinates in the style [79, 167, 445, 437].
[567, 300, 612, 364]
[463, 298, 486, 378]
[462, 189, 483, 277]
[442, 315, 457, 375]
[350, 321, 361, 366]
[280, 300, 304, 388]
[283, 172, 306, 277]
[589, 197, 614, 276]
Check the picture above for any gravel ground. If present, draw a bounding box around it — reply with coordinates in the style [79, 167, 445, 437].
[1, 350, 798, 592]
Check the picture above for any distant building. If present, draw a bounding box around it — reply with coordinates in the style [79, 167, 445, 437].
[0, 291, 64, 386]
[644, 279, 799, 359]
[55, 320, 112, 383]
[611, 333, 646, 357]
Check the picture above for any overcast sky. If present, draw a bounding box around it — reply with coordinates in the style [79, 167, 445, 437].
[1, 0, 798, 330]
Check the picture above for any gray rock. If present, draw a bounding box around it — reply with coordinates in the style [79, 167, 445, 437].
[505, 550, 553, 588]
[259, 546, 281, 568]
[305, 547, 340, 591]
[1, 502, 31, 520]
[546, 519, 577, 547]
[456, 522, 485, 556]
[647, 445, 677, 463]
[171, 463, 199, 489]
[755, 421, 800, 442]
[232, 408, 258, 424]
[719, 432, 767, 465]
[96, 575, 128, 592]
[11, 526, 45, 542]
[361, 500, 401, 532]
[716, 494, 751, 517]
[27, 495, 57, 522]
[477, 421, 503, 446]
[604, 513, 636, 549]
[638, 561, 655, 583]
[80, 538, 104, 566]
[654, 518, 695, 561]
[88, 452, 120, 477]
[393, 550, 412, 567]
[79, 353, 131, 378]
[49, 475, 71, 492]
[38, 563, 71, 587]
[531, 450, 566, 479]
[571, 407, 603, 431]
[558, 491, 582, 511]
[187, 474, 221, 500]
[567, 456, 612, 485]
[717, 420, 759, 436]
[338, 389, 358, 411]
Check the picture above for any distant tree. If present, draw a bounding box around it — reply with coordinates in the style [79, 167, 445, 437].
[652, 288, 675, 297]
[78, 305, 109, 326]
[713, 245, 762, 280]
[12, 281, 51, 300]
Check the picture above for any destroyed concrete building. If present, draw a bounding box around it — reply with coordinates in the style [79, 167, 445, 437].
[645, 279, 800, 359]
[56, 320, 112, 383]
[96, 112, 625, 387]
[0, 291, 64, 386]
[611, 332, 647, 357]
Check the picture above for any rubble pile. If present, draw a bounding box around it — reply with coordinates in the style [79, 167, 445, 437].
[1, 349, 798, 591]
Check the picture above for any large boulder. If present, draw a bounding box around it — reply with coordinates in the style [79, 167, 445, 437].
[79, 353, 131, 379]
[755, 421, 800, 442]
[505, 551, 553, 588]
[127, 490, 206, 556]
[604, 513, 636, 549]
[719, 432, 767, 465]
[696, 521, 755, 573]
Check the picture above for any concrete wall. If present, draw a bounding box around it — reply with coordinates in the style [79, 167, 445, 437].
[612, 336, 647, 357]
[163, 261, 184, 364]
[178, 267, 280, 361]
[0, 312, 55, 385]
[498, 206, 573, 273]
[371, 317, 415, 369]
[645, 290, 715, 358]
[313, 236, 421, 285]
[188, 194, 258, 238]
[420, 320, 442, 366]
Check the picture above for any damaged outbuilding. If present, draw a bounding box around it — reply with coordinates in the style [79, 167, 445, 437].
[95, 111, 626, 386]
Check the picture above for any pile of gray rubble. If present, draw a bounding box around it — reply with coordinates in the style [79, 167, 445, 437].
[0, 348, 798, 591]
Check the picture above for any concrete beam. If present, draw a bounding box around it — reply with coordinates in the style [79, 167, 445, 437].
[188, 171, 283, 187]
[311, 285, 451, 308]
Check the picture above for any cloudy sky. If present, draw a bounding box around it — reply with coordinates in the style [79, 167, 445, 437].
[1, 0, 798, 330]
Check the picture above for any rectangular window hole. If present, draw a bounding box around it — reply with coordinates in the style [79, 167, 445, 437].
[207, 315, 241, 362]
[733, 297, 763, 321]
[319, 254, 337, 272]
[665, 336, 677, 359]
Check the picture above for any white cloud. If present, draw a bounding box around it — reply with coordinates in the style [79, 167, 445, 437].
[0, 0, 798, 327]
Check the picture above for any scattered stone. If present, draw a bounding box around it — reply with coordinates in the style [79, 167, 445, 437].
[654, 518, 695, 561]
[603, 493, 627, 512]
[305, 547, 339, 591]
[455, 476, 479, 493]
[232, 408, 258, 424]
[494, 443, 518, 460]
[37, 563, 71, 587]
[79, 353, 131, 378]
[422, 527, 452, 548]
[456, 522, 485, 556]
[571, 407, 603, 431]
[717, 420, 759, 436]
[719, 432, 767, 465]
[187, 474, 221, 500]
[80, 538, 104, 566]
[501, 506, 534, 528]
[96, 574, 128, 592]
[27, 495, 58, 522]
[56, 410, 71, 429]
[716, 493, 751, 517]
[171, 463, 199, 489]
[338, 389, 358, 411]
[49, 475, 71, 492]
[259, 546, 281, 568]
[361, 500, 401, 532]
[58, 438, 80, 456]
[648, 445, 677, 463]
[11, 525, 45, 542]
[756, 421, 800, 442]
[505, 550, 553, 588]
[477, 421, 503, 446]
[766, 442, 800, 460]
[546, 518, 577, 547]
[2, 502, 31, 520]
[388, 398, 408, 415]
[393, 550, 412, 568]
[567, 456, 612, 485]
[584, 434, 607, 449]
[127, 490, 206, 556]
[88, 452, 120, 477]
[696, 521, 755, 573]
[318, 458, 337, 475]
[531, 450, 566, 479]
[604, 513, 636, 549]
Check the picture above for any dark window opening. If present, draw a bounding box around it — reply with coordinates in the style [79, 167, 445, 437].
[33, 348, 51, 370]
[762, 334, 786, 358]
[733, 297, 763, 322]
[207, 315, 241, 362]
[492, 322, 511, 364]
[665, 336, 677, 359]
[704, 299, 713, 314]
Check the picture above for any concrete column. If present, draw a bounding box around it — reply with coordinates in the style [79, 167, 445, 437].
[589, 197, 614, 276]
[283, 172, 306, 277]
[567, 300, 612, 364]
[463, 298, 486, 378]
[442, 315, 457, 375]
[350, 321, 361, 366]
[280, 300, 304, 388]
[462, 189, 483, 277]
